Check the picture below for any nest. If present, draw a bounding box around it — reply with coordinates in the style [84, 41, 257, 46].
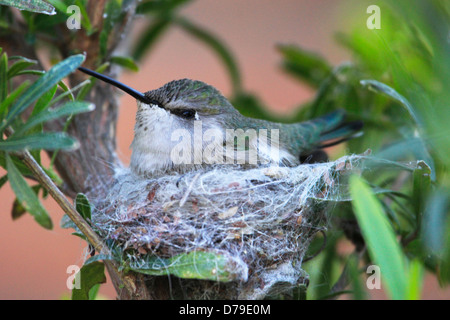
[89, 154, 364, 299]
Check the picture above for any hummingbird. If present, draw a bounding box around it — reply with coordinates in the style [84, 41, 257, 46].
[78, 67, 362, 177]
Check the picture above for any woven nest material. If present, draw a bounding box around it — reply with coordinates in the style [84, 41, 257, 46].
[90, 154, 363, 299]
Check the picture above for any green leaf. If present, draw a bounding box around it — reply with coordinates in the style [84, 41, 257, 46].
[349, 175, 407, 300]
[306, 63, 353, 119]
[136, 0, 192, 14]
[277, 44, 332, 88]
[71, 261, 106, 300]
[231, 92, 281, 122]
[406, 259, 424, 300]
[346, 254, 368, 300]
[0, 173, 8, 189]
[110, 56, 139, 72]
[0, 52, 7, 104]
[0, 0, 56, 15]
[14, 69, 44, 77]
[0, 81, 29, 122]
[6, 154, 52, 229]
[12, 197, 27, 220]
[132, 17, 172, 61]
[0, 54, 85, 132]
[0, 132, 79, 151]
[133, 0, 192, 61]
[360, 79, 435, 179]
[422, 188, 449, 256]
[10, 69, 74, 102]
[75, 193, 92, 222]
[360, 79, 421, 127]
[316, 237, 338, 299]
[0, 151, 34, 176]
[13, 101, 94, 136]
[7, 58, 37, 79]
[74, 0, 93, 34]
[99, 0, 122, 59]
[439, 220, 450, 286]
[412, 161, 431, 224]
[130, 250, 247, 282]
[32, 84, 57, 116]
[175, 17, 241, 94]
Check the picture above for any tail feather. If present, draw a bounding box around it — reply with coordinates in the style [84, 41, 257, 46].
[319, 120, 364, 144]
[301, 110, 363, 162]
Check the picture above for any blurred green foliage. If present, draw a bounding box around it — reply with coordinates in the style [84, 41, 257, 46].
[0, 0, 449, 299]
[0, 52, 93, 229]
[297, 0, 450, 300]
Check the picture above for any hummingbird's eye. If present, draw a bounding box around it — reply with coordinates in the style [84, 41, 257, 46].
[172, 109, 196, 120]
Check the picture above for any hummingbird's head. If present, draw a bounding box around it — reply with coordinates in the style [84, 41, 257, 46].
[141, 78, 236, 119]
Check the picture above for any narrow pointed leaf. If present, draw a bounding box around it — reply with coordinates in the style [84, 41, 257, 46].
[0, 174, 7, 189]
[32, 84, 57, 116]
[360, 80, 421, 127]
[412, 161, 431, 224]
[0, 132, 79, 151]
[110, 56, 139, 72]
[6, 154, 52, 229]
[75, 193, 92, 222]
[422, 188, 449, 255]
[175, 17, 241, 93]
[361, 79, 435, 179]
[12, 198, 27, 220]
[0, 81, 29, 121]
[0, 52, 7, 104]
[0, 54, 85, 132]
[71, 261, 106, 300]
[349, 175, 407, 300]
[7, 59, 37, 79]
[133, 17, 171, 61]
[0, 0, 56, 15]
[406, 259, 423, 300]
[277, 44, 332, 88]
[14, 101, 94, 136]
[136, 0, 191, 14]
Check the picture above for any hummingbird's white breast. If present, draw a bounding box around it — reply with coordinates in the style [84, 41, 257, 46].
[130, 102, 180, 175]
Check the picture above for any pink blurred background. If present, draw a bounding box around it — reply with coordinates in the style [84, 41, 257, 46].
[0, 0, 448, 299]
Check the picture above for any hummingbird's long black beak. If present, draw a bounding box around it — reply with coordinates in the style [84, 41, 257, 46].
[78, 67, 159, 106]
